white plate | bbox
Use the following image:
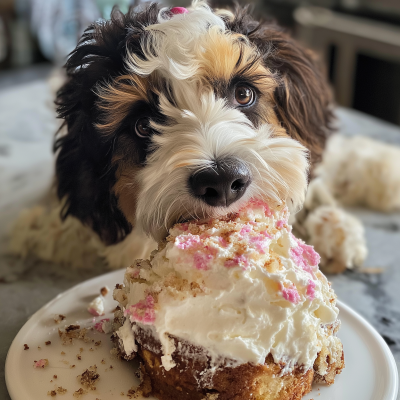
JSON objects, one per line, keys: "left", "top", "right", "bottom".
{"left": 6, "top": 269, "right": 399, "bottom": 400}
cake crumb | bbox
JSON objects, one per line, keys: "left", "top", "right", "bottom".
{"left": 48, "top": 390, "right": 57, "bottom": 397}
{"left": 70, "top": 365, "right": 76, "bottom": 368}
{"left": 100, "top": 286, "right": 109, "bottom": 296}
{"left": 95, "top": 341, "right": 101, "bottom": 346}
{"left": 57, "top": 387, "right": 67, "bottom": 394}
{"left": 53, "top": 375, "right": 57, "bottom": 379}
{"left": 77, "top": 354, "right": 82, "bottom": 360}
{"left": 61, "top": 351, "right": 65, "bottom": 355}
{"left": 73, "top": 388, "right": 87, "bottom": 398}
{"left": 78, "top": 365, "right": 99, "bottom": 390}
{"left": 79, "top": 347, "right": 84, "bottom": 353}
{"left": 33, "top": 359, "right": 48, "bottom": 368}
{"left": 24, "top": 344, "right": 29, "bottom": 350}
{"left": 38, "top": 346, "right": 41, "bottom": 349}
{"left": 110, "top": 365, "right": 113, "bottom": 369}
{"left": 45, "top": 341, "right": 52, "bottom": 346}
{"left": 101, "top": 359, "right": 106, "bottom": 364}
{"left": 59, "top": 325, "right": 91, "bottom": 345}
{"left": 121, "top": 393, "right": 124, "bottom": 396}
{"left": 54, "top": 315, "right": 66, "bottom": 324}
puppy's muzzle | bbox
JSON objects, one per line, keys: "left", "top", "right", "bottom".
{"left": 189, "top": 157, "right": 252, "bottom": 207}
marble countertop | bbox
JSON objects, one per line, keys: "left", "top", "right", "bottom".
{"left": 1, "top": 66, "right": 399, "bottom": 399}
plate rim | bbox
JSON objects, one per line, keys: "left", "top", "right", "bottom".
{"left": 5, "top": 269, "right": 399, "bottom": 400}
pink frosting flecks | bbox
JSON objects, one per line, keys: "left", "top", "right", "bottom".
{"left": 239, "top": 225, "right": 252, "bottom": 236}
{"left": 94, "top": 318, "right": 110, "bottom": 333}
{"left": 88, "top": 307, "right": 102, "bottom": 317}
{"left": 131, "top": 268, "right": 140, "bottom": 279}
{"left": 281, "top": 283, "right": 301, "bottom": 304}
{"left": 249, "top": 235, "right": 269, "bottom": 254}
{"left": 307, "top": 280, "right": 316, "bottom": 300}
{"left": 290, "top": 235, "right": 321, "bottom": 274}
{"left": 33, "top": 359, "right": 48, "bottom": 368}
{"left": 175, "top": 234, "right": 201, "bottom": 250}
{"left": 224, "top": 254, "right": 249, "bottom": 269}
{"left": 248, "top": 199, "right": 273, "bottom": 217}
{"left": 124, "top": 295, "right": 156, "bottom": 325}
{"left": 170, "top": 6, "right": 188, "bottom": 14}
{"left": 193, "top": 252, "right": 213, "bottom": 270}
{"left": 276, "top": 220, "right": 285, "bottom": 229}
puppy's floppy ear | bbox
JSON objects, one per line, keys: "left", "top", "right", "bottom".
{"left": 227, "top": 10, "right": 334, "bottom": 165}
{"left": 54, "top": 5, "right": 159, "bottom": 244}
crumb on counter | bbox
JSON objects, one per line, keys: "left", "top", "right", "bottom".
{"left": 45, "top": 341, "right": 51, "bottom": 346}
{"left": 53, "top": 375, "right": 57, "bottom": 379}
{"left": 57, "top": 387, "right": 67, "bottom": 394}
{"left": 101, "top": 359, "right": 106, "bottom": 364}
{"left": 24, "top": 344, "right": 29, "bottom": 350}
{"left": 47, "top": 390, "right": 56, "bottom": 397}
{"left": 70, "top": 365, "right": 76, "bottom": 368}
{"left": 33, "top": 359, "right": 48, "bottom": 368}
{"left": 95, "top": 341, "right": 101, "bottom": 346}
{"left": 77, "top": 355, "right": 82, "bottom": 360}
{"left": 61, "top": 351, "right": 65, "bottom": 355}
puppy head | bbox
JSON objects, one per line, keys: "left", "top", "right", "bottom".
{"left": 56, "top": 2, "right": 332, "bottom": 243}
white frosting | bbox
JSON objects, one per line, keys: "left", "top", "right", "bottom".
{"left": 115, "top": 201, "right": 339, "bottom": 374}
{"left": 87, "top": 295, "right": 105, "bottom": 316}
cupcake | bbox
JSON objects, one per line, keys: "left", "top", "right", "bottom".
{"left": 112, "top": 200, "right": 344, "bottom": 400}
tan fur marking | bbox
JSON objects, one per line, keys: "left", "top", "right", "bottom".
{"left": 113, "top": 163, "right": 142, "bottom": 226}
{"left": 96, "top": 75, "right": 148, "bottom": 135}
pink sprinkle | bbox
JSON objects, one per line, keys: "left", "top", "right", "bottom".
{"left": 290, "top": 235, "right": 320, "bottom": 274}
{"left": 240, "top": 225, "right": 252, "bottom": 236}
{"left": 224, "top": 255, "right": 249, "bottom": 269}
{"left": 276, "top": 220, "right": 285, "bottom": 229}
{"left": 170, "top": 6, "right": 188, "bottom": 14}
{"left": 248, "top": 199, "right": 273, "bottom": 217}
{"left": 88, "top": 307, "right": 102, "bottom": 317}
{"left": 34, "top": 359, "right": 48, "bottom": 369}
{"left": 249, "top": 234, "right": 269, "bottom": 253}
{"left": 281, "top": 283, "right": 300, "bottom": 304}
{"left": 124, "top": 295, "right": 156, "bottom": 325}
{"left": 131, "top": 269, "right": 140, "bottom": 278}
{"left": 94, "top": 318, "right": 110, "bottom": 333}
{"left": 307, "top": 280, "right": 316, "bottom": 300}
{"left": 193, "top": 252, "right": 213, "bottom": 270}
{"left": 175, "top": 234, "right": 201, "bottom": 250}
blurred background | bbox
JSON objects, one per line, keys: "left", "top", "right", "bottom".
{"left": 1, "top": 0, "right": 400, "bottom": 123}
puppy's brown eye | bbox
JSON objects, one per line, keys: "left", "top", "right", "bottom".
{"left": 135, "top": 118, "right": 152, "bottom": 138}
{"left": 234, "top": 86, "right": 254, "bottom": 106}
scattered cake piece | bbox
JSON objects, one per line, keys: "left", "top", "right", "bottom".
{"left": 73, "top": 388, "right": 87, "bottom": 398}
{"left": 100, "top": 286, "right": 109, "bottom": 296}
{"left": 78, "top": 365, "right": 99, "bottom": 391}
{"left": 45, "top": 341, "right": 51, "bottom": 346}
{"left": 24, "top": 344, "right": 29, "bottom": 350}
{"left": 53, "top": 375, "right": 57, "bottom": 379}
{"left": 48, "top": 390, "right": 56, "bottom": 397}
{"left": 54, "top": 315, "right": 66, "bottom": 324}
{"left": 58, "top": 325, "right": 91, "bottom": 345}
{"left": 57, "top": 387, "right": 67, "bottom": 394}
{"left": 33, "top": 359, "right": 49, "bottom": 369}
{"left": 88, "top": 296, "right": 105, "bottom": 316}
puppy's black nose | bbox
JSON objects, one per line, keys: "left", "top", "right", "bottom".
{"left": 189, "top": 158, "right": 251, "bottom": 207}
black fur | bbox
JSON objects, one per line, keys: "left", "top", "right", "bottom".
{"left": 55, "top": 5, "right": 160, "bottom": 244}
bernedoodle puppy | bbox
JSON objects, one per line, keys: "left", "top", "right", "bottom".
{"left": 9, "top": 1, "right": 368, "bottom": 272}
